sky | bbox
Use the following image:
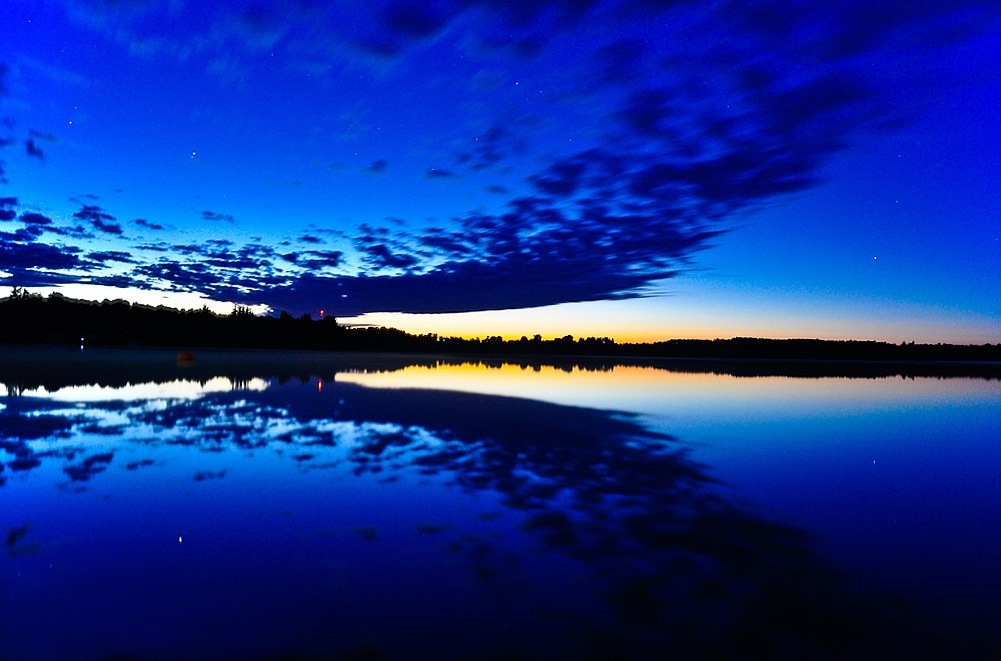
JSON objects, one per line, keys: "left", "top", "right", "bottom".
{"left": 1, "top": 0, "right": 999, "bottom": 343}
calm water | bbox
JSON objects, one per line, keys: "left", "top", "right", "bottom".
{"left": 2, "top": 348, "right": 999, "bottom": 659}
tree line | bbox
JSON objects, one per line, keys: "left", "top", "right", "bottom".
{"left": 2, "top": 288, "right": 999, "bottom": 362}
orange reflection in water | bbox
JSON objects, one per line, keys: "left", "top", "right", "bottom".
{"left": 338, "top": 361, "right": 998, "bottom": 420}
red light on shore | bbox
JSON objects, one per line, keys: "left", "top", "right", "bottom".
{"left": 319, "top": 309, "right": 324, "bottom": 318}
{"left": 317, "top": 380, "right": 323, "bottom": 392}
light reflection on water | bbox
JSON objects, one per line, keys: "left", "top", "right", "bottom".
{"left": 0, "top": 376, "right": 269, "bottom": 401}
{"left": 1, "top": 348, "right": 999, "bottom": 658}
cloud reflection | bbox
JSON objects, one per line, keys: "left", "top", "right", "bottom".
{"left": 0, "top": 356, "right": 927, "bottom": 657}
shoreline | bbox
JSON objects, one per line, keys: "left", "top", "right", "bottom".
{"left": 1, "top": 345, "right": 999, "bottom": 390}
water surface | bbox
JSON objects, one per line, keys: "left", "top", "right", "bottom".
{"left": 2, "top": 348, "right": 999, "bottom": 658}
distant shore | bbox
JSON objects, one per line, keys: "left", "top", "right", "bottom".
{"left": 2, "top": 291, "right": 999, "bottom": 372}
{"left": 1, "top": 346, "right": 998, "bottom": 394}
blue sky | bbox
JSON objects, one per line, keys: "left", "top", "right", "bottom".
{"left": 1, "top": 0, "right": 999, "bottom": 342}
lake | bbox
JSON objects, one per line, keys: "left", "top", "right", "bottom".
{"left": 2, "top": 348, "right": 999, "bottom": 659}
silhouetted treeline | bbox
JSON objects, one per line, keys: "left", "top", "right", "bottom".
{"left": 0, "top": 290, "right": 344, "bottom": 350}
{"left": 631, "top": 337, "right": 1001, "bottom": 362}
{"left": 1, "top": 289, "right": 999, "bottom": 363}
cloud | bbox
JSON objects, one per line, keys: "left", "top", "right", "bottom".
{"left": 24, "top": 139, "right": 45, "bottom": 161}
{"left": 19, "top": 56, "right": 91, "bottom": 88}
{"left": 298, "top": 234, "right": 323, "bottom": 244}
{"left": 134, "top": 218, "right": 165, "bottom": 230}
{"left": 159, "top": 241, "right": 278, "bottom": 275}
{"left": 87, "top": 250, "right": 136, "bottom": 265}
{"left": 426, "top": 168, "right": 454, "bottom": 179}
{"left": 456, "top": 123, "right": 518, "bottom": 171}
{"left": 359, "top": 243, "right": 420, "bottom": 271}
{"left": 281, "top": 249, "right": 343, "bottom": 270}
{"left": 28, "top": 129, "right": 58, "bottom": 143}
{"left": 363, "top": 158, "right": 388, "bottom": 173}
{"left": 354, "top": 1, "right": 453, "bottom": 57}
{"left": 235, "top": 3, "right": 290, "bottom": 49}
{"left": 73, "top": 204, "right": 123, "bottom": 235}
{"left": 0, "top": 196, "right": 16, "bottom": 221}
{"left": 0, "top": 235, "right": 83, "bottom": 275}
{"left": 202, "top": 210, "right": 235, "bottom": 223}
{"left": 45, "top": 223, "right": 94, "bottom": 239}
{"left": 383, "top": 1, "right": 449, "bottom": 39}
{"left": 19, "top": 212, "right": 53, "bottom": 227}
{"left": 92, "top": 219, "right": 124, "bottom": 235}
{"left": 72, "top": 204, "right": 113, "bottom": 223}
{"left": 134, "top": 260, "right": 225, "bottom": 293}
{"left": 136, "top": 242, "right": 170, "bottom": 252}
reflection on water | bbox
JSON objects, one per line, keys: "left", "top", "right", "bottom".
{"left": 1, "top": 348, "right": 999, "bottom": 658}
{"left": 0, "top": 376, "right": 269, "bottom": 402}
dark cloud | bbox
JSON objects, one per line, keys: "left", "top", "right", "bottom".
{"left": 419, "top": 228, "right": 475, "bottom": 257}
{"left": 134, "top": 218, "right": 165, "bottom": 230}
{"left": 45, "top": 223, "right": 94, "bottom": 239}
{"left": 19, "top": 212, "right": 53, "bottom": 226}
{"left": 0, "top": 196, "right": 15, "bottom": 221}
{"left": 13, "top": 225, "right": 45, "bottom": 239}
{"left": 0, "top": 235, "right": 82, "bottom": 273}
{"left": 0, "top": 137, "right": 14, "bottom": 148}
{"left": 73, "top": 204, "right": 114, "bottom": 223}
{"left": 281, "top": 249, "right": 343, "bottom": 270}
{"left": 73, "top": 205, "right": 123, "bottom": 235}
{"left": 383, "top": 2, "right": 448, "bottom": 38}
{"left": 426, "top": 168, "right": 454, "bottom": 179}
{"left": 136, "top": 242, "right": 170, "bottom": 252}
{"left": 202, "top": 210, "right": 235, "bottom": 223}
{"left": 456, "top": 124, "right": 518, "bottom": 171}
{"left": 298, "top": 234, "right": 323, "bottom": 244}
{"left": 87, "top": 250, "right": 136, "bottom": 264}
{"left": 135, "top": 260, "right": 224, "bottom": 293}
{"left": 359, "top": 243, "right": 420, "bottom": 271}
{"left": 363, "top": 158, "right": 388, "bottom": 173}
{"left": 172, "top": 243, "right": 204, "bottom": 256}
{"left": 91, "top": 219, "right": 124, "bottom": 235}
{"left": 24, "top": 139, "right": 45, "bottom": 161}
{"left": 594, "top": 39, "right": 648, "bottom": 84}
{"left": 160, "top": 240, "right": 277, "bottom": 274}
{"left": 353, "top": 1, "right": 456, "bottom": 56}
{"left": 28, "top": 129, "right": 58, "bottom": 143}
{"left": 235, "top": 2, "right": 289, "bottom": 48}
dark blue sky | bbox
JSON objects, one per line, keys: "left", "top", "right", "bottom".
{"left": 1, "top": 0, "right": 999, "bottom": 341}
